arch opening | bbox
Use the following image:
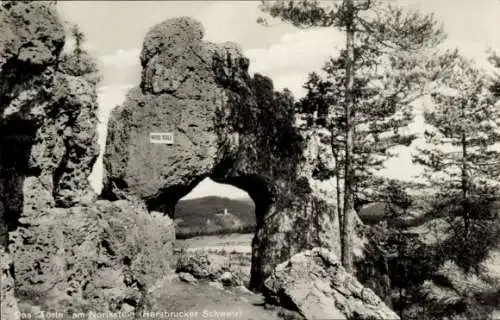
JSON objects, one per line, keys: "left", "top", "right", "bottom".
{"left": 171, "top": 177, "right": 266, "bottom": 289}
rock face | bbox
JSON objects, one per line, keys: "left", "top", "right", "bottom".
{"left": 1, "top": 247, "right": 19, "bottom": 320}
{"left": 0, "top": 1, "right": 99, "bottom": 247}
{"left": 264, "top": 248, "right": 400, "bottom": 320}
{"left": 104, "top": 17, "right": 340, "bottom": 292}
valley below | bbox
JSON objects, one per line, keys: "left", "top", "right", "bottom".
{"left": 175, "top": 232, "right": 253, "bottom": 254}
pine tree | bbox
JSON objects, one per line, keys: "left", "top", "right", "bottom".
{"left": 413, "top": 53, "right": 500, "bottom": 268}
{"left": 288, "top": 3, "right": 443, "bottom": 271}
{"left": 488, "top": 50, "right": 500, "bottom": 98}
{"left": 260, "top": 0, "right": 444, "bottom": 271}
{"left": 70, "top": 24, "right": 85, "bottom": 59}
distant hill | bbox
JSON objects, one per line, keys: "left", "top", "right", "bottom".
{"left": 174, "top": 196, "right": 256, "bottom": 238}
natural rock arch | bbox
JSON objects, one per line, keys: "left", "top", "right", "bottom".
{"left": 0, "top": 5, "right": 395, "bottom": 316}
{"left": 103, "top": 17, "right": 341, "bottom": 291}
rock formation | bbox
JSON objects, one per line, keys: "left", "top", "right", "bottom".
{"left": 264, "top": 248, "right": 400, "bottom": 320}
{"left": 103, "top": 17, "right": 341, "bottom": 291}
{"left": 0, "top": 1, "right": 98, "bottom": 247}
{"left": 0, "top": 2, "right": 176, "bottom": 314}
{"left": 10, "top": 197, "right": 175, "bottom": 313}
{"left": 1, "top": 247, "right": 19, "bottom": 320}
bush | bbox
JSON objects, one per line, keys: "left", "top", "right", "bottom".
{"left": 365, "top": 187, "right": 500, "bottom": 319}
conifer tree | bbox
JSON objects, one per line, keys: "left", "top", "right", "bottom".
{"left": 413, "top": 53, "right": 500, "bottom": 260}
{"left": 267, "top": 0, "right": 445, "bottom": 269}
{"left": 70, "top": 24, "right": 85, "bottom": 59}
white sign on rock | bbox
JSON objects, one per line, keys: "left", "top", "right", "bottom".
{"left": 150, "top": 132, "right": 174, "bottom": 144}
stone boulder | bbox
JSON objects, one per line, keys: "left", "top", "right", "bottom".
{"left": 103, "top": 17, "right": 340, "bottom": 292}
{"left": 9, "top": 196, "right": 175, "bottom": 313}
{"left": 178, "top": 272, "right": 198, "bottom": 284}
{"left": 1, "top": 247, "right": 19, "bottom": 320}
{"left": 176, "top": 250, "right": 247, "bottom": 287}
{"left": 176, "top": 251, "right": 230, "bottom": 281}
{"left": 264, "top": 248, "right": 399, "bottom": 320}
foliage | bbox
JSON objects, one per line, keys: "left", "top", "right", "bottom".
{"left": 219, "top": 71, "right": 304, "bottom": 187}
{"left": 260, "top": 2, "right": 500, "bottom": 318}
{"left": 377, "top": 55, "right": 500, "bottom": 316}
{"left": 382, "top": 179, "right": 414, "bottom": 221}
{"left": 296, "top": 6, "right": 443, "bottom": 207}
{"left": 414, "top": 53, "right": 500, "bottom": 187}
{"left": 259, "top": 0, "right": 444, "bottom": 41}
{"left": 440, "top": 218, "right": 500, "bottom": 272}
{"left": 413, "top": 53, "right": 500, "bottom": 272}
{"left": 387, "top": 51, "right": 500, "bottom": 315}
{"left": 250, "top": 74, "right": 304, "bottom": 178}
{"left": 58, "top": 23, "right": 101, "bottom": 85}
{"left": 366, "top": 192, "right": 500, "bottom": 319}
{"left": 362, "top": 177, "right": 494, "bottom": 319}
{"left": 488, "top": 49, "right": 500, "bottom": 97}
{"left": 411, "top": 251, "right": 500, "bottom": 320}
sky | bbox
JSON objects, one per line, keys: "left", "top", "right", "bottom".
{"left": 56, "top": 0, "right": 500, "bottom": 200}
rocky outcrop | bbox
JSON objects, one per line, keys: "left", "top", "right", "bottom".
{"left": 0, "top": 0, "right": 100, "bottom": 313}
{"left": 0, "top": 2, "right": 176, "bottom": 315}
{"left": 0, "top": 1, "right": 99, "bottom": 248}
{"left": 0, "top": 1, "right": 64, "bottom": 69}
{"left": 103, "top": 17, "right": 340, "bottom": 292}
{"left": 9, "top": 196, "right": 175, "bottom": 313}
{"left": 1, "top": 247, "right": 19, "bottom": 320}
{"left": 264, "top": 248, "right": 400, "bottom": 320}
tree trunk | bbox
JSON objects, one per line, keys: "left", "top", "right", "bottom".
{"left": 341, "top": 0, "right": 356, "bottom": 273}
{"left": 461, "top": 131, "right": 470, "bottom": 239}
{"left": 335, "top": 158, "right": 343, "bottom": 231}
{"left": 331, "top": 135, "right": 343, "bottom": 232}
